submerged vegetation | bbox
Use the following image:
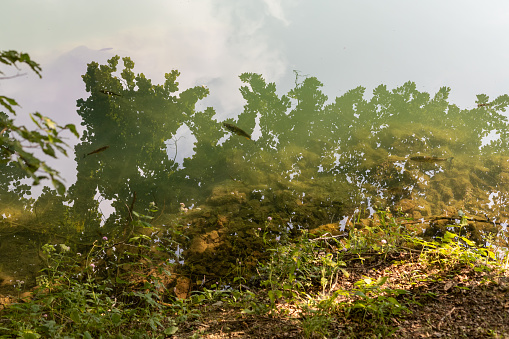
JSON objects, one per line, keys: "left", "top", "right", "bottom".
{"left": 1, "top": 54, "right": 509, "bottom": 337}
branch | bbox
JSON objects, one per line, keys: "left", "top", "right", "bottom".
{"left": 0, "top": 73, "right": 27, "bottom": 80}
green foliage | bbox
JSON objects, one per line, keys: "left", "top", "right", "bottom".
{"left": 0, "top": 50, "right": 42, "bottom": 80}
{"left": 0, "top": 50, "right": 79, "bottom": 194}
{"left": 249, "top": 231, "right": 348, "bottom": 317}
{"left": 1, "top": 205, "right": 507, "bottom": 338}
{"left": 343, "top": 275, "right": 409, "bottom": 321}
{"left": 406, "top": 230, "right": 498, "bottom": 270}
{"left": 239, "top": 210, "right": 505, "bottom": 337}
{"left": 6, "top": 244, "right": 129, "bottom": 337}
{"left": 3, "top": 52, "right": 509, "bottom": 336}
{"left": 0, "top": 210, "right": 189, "bottom": 338}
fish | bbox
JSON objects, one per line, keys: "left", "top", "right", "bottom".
{"left": 409, "top": 156, "right": 454, "bottom": 163}
{"left": 477, "top": 103, "right": 491, "bottom": 107}
{"left": 100, "top": 89, "right": 121, "bottom": 97}
{"left": 223, "top": 123, "right": 252, "bottom": 140}
{"left": 84, "top": 145, "right": 110, "bottom": 158}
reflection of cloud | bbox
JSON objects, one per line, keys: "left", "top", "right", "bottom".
{"left": 105, "top": 1, "right": 289, "bottom": 119}
{"left": 3, "top": 1, "right": 292, "bottom": 121}
{"left": 5, "top": 46, "right": 113, "bottom": 129}
{"left": 262, "top": 0, "right": 291, "bottom": 26}
{"left": 2, "top": 0, "right": 292, "bottom": 188}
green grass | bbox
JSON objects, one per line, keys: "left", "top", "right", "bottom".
{"left": 0, "top": 209, "right": 506, "bottom": 338}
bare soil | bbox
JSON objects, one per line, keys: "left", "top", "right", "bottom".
{"left": 176, "top": 251, "right": 509, "bottom": 339}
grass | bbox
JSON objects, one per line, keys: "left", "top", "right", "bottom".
{"left": 0, "top": 209, "right": 507, "bottom": 338}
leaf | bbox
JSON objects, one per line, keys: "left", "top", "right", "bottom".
{"left": 116, "top": 277, "right": 128, "bottom": 284}
{"left": 355, "top": 291, "right": 366, "bottom": 298}
{"left": 444, "top": 281, "right": 454, "bottom": 291}
{"left": 65, "top": 123, "right": 79, "bottom": 137}
{"left": 30, "top": 113, "right": 43, "bottom": 129}
{"left": 268, "top": 290, "right": 282, "bottom": 302}
{"left": 111, "top": 313, "right": 122, "bottom": 324}
{"left": 283, "top": 283, "right": 293, "bottom": 290}
{"left": 70, "top": 308, "right": 80, "bottom": 322}
{"left": 44, "top": 117, "right": 57, "bottom": 130}
{"left": 460, "top": 236, "right": 475, "bottom": 247}
{"left": 443, "top": 231, "right": 457, "bottom": 243}
{"left": 376, "top": 276, "right": 388, "bottom": 286}
{"left": 137, "top": 221, "right": 153, "bottom": 228}
{"left": 20, "top": 332, "right": 40, "bottom": 339}
{"left": 52, "top": 179, "right": 66, "bottom": 195}
{"left": 0, "top": 95, "right": 19, "bottom": 113}
{"left": 164, "top": 326, "right": 178, "bottom": 335}
{"left": 43, "top": 144, "right": 56, "bottom": 157}
{"left": 387, "top": 297, "right": 399, "bottom": 305}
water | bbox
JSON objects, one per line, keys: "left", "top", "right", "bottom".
{"left": 2, "top": 55, "right": 509, "bottom": 294}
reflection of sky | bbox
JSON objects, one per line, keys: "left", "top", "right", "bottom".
{"left": 2, "top": 0, "right": 509, "bottom": 187}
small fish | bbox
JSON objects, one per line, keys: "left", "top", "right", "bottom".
{"left": 100, "top": 89, "right": 121, "bottom": 97}
{"left": 477, "top": 103, "right": 491, "bottom": 107}
{"left": 410, "top": 156, "right": 454, "bottom": 163}
{"left": 84, "top": 145, "right": 110, "bottom": 158}
{"left": 223, "top": 123, "right": 252, "bottom": 140}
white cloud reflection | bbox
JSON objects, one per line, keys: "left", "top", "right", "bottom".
{"left": 2, "top": 0, "right": 509, "bottom": 188}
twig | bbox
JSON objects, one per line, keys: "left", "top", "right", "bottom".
{"left": 309, "top": 232, "right": 349, "bottom": 242}
{"left": 437, "top": 307, "right": 457, "bottom": 330}
{"left": 400, "top": 215, "right": 497, "bottom": 225}
{"left": 0, "top": 72, "right": 27, "bottom": 80}
{"left": 238, "top": 284, "right": 252, "bottom": 291}
{"left": 129, "top": 191, "right": 137, "bottom": 218}
{"left": 167, "top": 135, "right": 184, "bottom": 162}
{"left": 400, "top": 246, "right": 424, "bottom": 253}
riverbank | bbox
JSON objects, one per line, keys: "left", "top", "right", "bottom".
{"left": 1, "top": 216, "right": 507, "bottom": 338}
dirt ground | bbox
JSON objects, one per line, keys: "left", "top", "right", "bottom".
{"left": 176, "top": 251, "right": 509, "bottom": 339}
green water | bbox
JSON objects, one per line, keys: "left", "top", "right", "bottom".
{"left": 2, "top": 55, "right": 509, "bottom": 291}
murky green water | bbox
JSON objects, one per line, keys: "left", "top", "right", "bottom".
{"left": 2, "top": 56, "right": 509, "bottom": 293}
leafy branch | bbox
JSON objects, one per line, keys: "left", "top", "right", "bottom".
{"left": 0, "top": 50, "right": 79, "bottom": 193}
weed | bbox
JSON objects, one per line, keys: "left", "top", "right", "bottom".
{"left": 343, "top": 276, "right": 409, "bottom": 319}
{"left": 0, "top": 210, "right": 188, "bottom": 338}
{"left": 2, "top": 207, "right": 508, "bottom": 338}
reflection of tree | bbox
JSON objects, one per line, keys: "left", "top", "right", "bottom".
{"left": 71, "top": 56, "right": 509, "bottom": 245}
{"left": 235, "top": 76, "right": 509, "bottom": 240}
{"left": 72, "top": 56, "right": 209, "bottom": 230}
{"left": 0, "top": 155, "right": 32, "bottom": 230}
{"left": 238, "top": 73, "right": 290, "bottom": 150}
{"left": 178, "top": 107, "right": 226, "bottom": 193}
